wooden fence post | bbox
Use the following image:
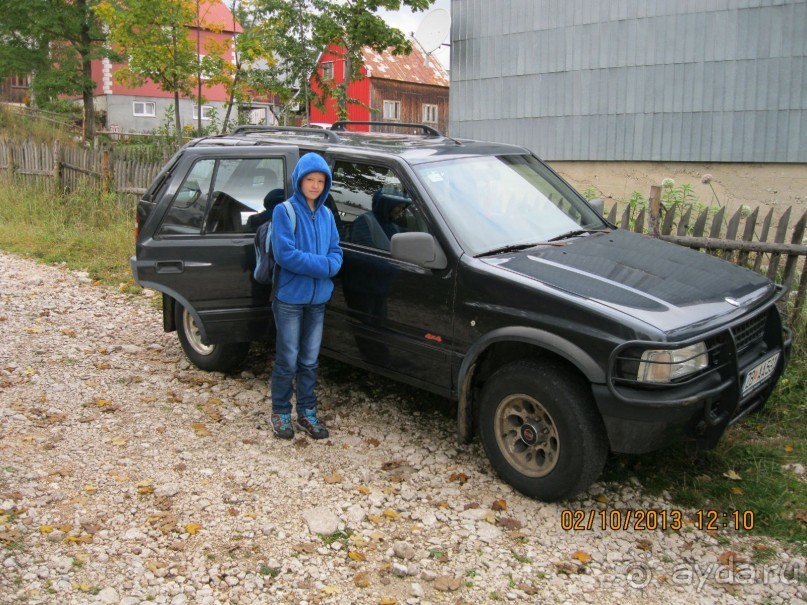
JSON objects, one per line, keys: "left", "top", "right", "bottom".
{"left": 52, "top": 139, "right": 62, "bottom": 193}
{"left": 101, "top": 147, "right": 113, "bottom": 193}
{"left": 648, "top": 185, "right": 661, "bottom": 236}
{"left": 7, "top": 143, "right": 15, "bottom": 175}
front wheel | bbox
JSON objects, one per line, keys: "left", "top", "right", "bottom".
{"left": 174, "top": 304, "right": 250, "bottom": 372}
{"left": 477, "top": 360, "right": 608, "bottom": 502}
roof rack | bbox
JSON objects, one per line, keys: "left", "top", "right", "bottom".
{"left": 330, "top": 121, "right": 443, "bottom": 137}
{"left": 229, "top": 124, "right": 341, "bottom": 143}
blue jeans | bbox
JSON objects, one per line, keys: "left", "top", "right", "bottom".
{"left": 271, "top": 300, "right": 326, "bottom": 415}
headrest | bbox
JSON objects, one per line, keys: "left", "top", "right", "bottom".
{"left": 263, "top": 188, "right": 286, "bottom": 210}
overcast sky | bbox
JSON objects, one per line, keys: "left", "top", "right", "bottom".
{"left": 377, "top": 0, "right": 451, "bottom": 69}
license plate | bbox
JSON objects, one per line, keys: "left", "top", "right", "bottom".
{"left": 741, "top": 351, "right": 780, "bottom": 397}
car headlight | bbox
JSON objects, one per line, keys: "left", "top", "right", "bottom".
{"left": 636, "top": 342, "right": 709, "bottom": 383}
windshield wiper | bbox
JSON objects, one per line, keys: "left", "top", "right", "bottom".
{"left": 546, "top": 228, "right": 610, "bottom": 242}
{"left": 477, "top": 243, "right": 540, "bottom": 257}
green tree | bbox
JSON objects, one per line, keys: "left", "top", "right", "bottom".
{"left": 0, "top": 0, "right": 108, "bottom": 142}
{"left": 312, "top": 0, "right": 433, "bottom": 120}
{"left": 251, "top": 0, "right": 321, "bottom": 125}
{"left": 95, "top": 0, "right": 217, "bottom": 146}
{"left": 203, "top": 0, "right": 280, "bottom": 134}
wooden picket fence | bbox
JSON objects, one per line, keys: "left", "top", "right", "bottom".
{"left": 1, "top": 137, "right": 805, "bottom": 322}
{"left": 0, "top": 138, "right": 164, "bottom": 197}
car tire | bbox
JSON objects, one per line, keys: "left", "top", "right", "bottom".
{"left": 477, "top": 359, "right": 608, "bottom": 502}
{"left": 174, "top": 304, "right": 250, "bottom": 372}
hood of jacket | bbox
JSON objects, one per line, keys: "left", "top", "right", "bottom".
{"left": 291, "top": 153, "right": 332, "bottom": 210}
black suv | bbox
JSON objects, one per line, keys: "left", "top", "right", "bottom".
{"left": 131, "top": 123, "right": 791, "bottom": 501}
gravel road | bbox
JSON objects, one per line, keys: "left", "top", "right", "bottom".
{"left": 0, "top": 250, "right": 804, "bottom": 605}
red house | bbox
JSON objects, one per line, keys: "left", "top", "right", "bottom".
{"left": 309, "top": 43, "right": 449, "bottom": 134}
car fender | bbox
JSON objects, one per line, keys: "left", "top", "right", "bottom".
{"left": 141, "top": 280, "right": 208, "bottom": 342}
{"left": 456, "top": 326, "right": 605, "bottom": 442}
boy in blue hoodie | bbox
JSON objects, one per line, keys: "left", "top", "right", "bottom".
{"left": 269, "top": 153, "right": 343, "bottom": 439}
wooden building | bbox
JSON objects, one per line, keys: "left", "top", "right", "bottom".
{"left": 0, "top": 74, "right": 31, "bottom": 105}
{"left": 309, "top": 43, "right": 450, "bottom": 134}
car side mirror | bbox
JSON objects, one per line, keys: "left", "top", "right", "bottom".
{"left": 390, "top": 232, "right": 448, "bottom": 270}
{"left": 588, "top": 198, "right": 604, "bottom": 216}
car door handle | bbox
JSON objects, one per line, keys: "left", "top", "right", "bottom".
{"left": 155, "top": 260, "right": 184, "bottom": 274}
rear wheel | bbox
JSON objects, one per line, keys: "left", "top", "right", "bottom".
{"left": 477, "top": 359, "right": 608, "bottom": 502}
{"left": 174, "top": 304, "right": 250, "bottom": 372}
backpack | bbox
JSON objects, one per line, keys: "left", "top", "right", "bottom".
{"left": 253, "top": 200, "right": 296, "bottom": 286}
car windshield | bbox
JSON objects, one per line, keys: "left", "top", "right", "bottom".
{"left": 413, "top": 154, "right": 608, "bottom": 256}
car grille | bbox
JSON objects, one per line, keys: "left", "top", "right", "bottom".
{"left": 731, "top": 311, "right": 767, "bottom": 356}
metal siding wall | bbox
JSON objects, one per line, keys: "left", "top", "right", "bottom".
{"left": 448, "top": 0, "right": 807, "bottom": 162}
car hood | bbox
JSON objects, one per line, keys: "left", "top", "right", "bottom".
{"left": 487, "top": 229, "right": 775, "bottom": 335}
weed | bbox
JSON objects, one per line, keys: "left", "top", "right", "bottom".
{"left": 259, "top": 564, "right": 281, "bottom": 577}
{"left": 318, "top": 529, "right": 353, "bottom": 546}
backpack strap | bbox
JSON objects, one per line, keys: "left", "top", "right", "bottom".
{"left": 281, "top": 200, "right": 296, "bottom": 233}
{"left": 270, "top": 200, "right": 297, "bottom": 301}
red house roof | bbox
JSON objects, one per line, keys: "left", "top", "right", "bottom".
{"left": 198, "top": 0, "right": 243, "bottom": 34}
{"left": 361, "top": 44, "right": 448, "bottom": 87}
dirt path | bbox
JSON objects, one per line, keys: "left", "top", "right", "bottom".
{"left": 552, "top": 161, "right": 807, "bottom": 217}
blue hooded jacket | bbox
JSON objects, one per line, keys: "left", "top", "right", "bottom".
{"left": 271, "top": 153, "right": 343, "bottom": 305}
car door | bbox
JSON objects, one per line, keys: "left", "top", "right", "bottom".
{"left": 322, "top": 156, "right": 455, "bottom": 395}
{"left": 133, "top": 146, "right": 298, "bottom": 344}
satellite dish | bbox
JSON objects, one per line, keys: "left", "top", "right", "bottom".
{"left": 413, "top": 8, "right": 450, "bottom": 54}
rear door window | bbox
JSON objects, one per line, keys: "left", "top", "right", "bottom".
{"left": 157, "top": 157, "right": 285, "bottom": 236}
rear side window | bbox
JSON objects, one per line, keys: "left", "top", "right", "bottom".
{"left": 157, "top": 157, "right": 285, "bottom": 236}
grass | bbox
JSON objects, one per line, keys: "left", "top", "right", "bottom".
{"left": 0, "top": 175, "right": 138, "bottom": 289}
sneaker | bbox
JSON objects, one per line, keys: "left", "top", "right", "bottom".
{"left": 270, "top": 413, "right": 294, "bottom": 440}
{"left": 296, "top": 409, "right": 329, "bottom": 440}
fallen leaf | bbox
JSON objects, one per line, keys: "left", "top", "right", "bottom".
{"left": 365, "top": 437, "right": 380, "bottom": 447}
{"left": 94, "top": 362, "right": 111, "bottom": 370}
{"left": 293, "top": 543, "right": 318, "bottom": 554}
{"left": 491, "top": 499, "right": 507, "bottom": 511}
{"left": 348, "top": 551, "right": 366, "bottom": 561}
{"left": 324, "top": 472, "right": 343, "bottom": 484}
{"left": 784, "top": 444, "right": 794, "bottom": 453}
{"left": 203, "top": 404, "right": 222, "bottom": 423}
{"left": 433, "top": 576, "right": 462, "bottom": 591}
{"left": 723, "top": 469, "right": 742, "bottom": 481}
{"left": 355, "top": 485, "right": 371, "bottom": 495}
{"left": 794, "top": 510, "right": 807, "bottom": 524}
{"left": 636, "top": 539, "right": 653, "bottom": 551}
{"left": 497, "top": 517, "right": 523, "bottom": 530}
{"left": 553, "top": 561, "right": 583, "bottom": 575}
{"left": 38, "top": 526, "right": 53, "bottom": 534}
{"left": 572, "top": 550, "right": 591, "bottom": 564}
{"left": 731, "top": 486, "right": 744, "bottom": 495}
{"left": 382, "top": 509, "right": 399, "bottom": 520}
{"left": 185, "top": 523, "right": 203, "bottom": 535}
{"left": 718, "top": 550, "right": 739, "bottom": 569}
{"left": 353, "top": 571, "right": 370, "bottom": 588}
{"left": 379, "top": 598, "right": 397, "bottom": 605}
{"left": 449, "top": 472, "right": 469, "bottom": 484}
{"left": 322, "top": 585, "right": 340, "bottom": 595}
{"left": 191, "top": 423, "right": 212, "bottom": 437}
{"left": 596, "top": 494, "right": 610, "bottom": 503}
